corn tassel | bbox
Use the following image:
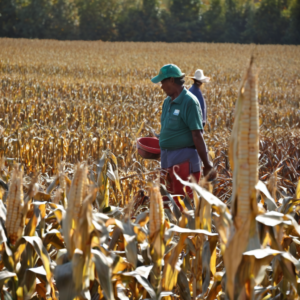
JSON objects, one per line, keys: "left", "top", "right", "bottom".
{"left": 5, "top": 166, "right": 24, "bottom": 245}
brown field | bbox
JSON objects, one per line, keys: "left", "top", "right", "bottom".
{"left": 0, "top": 38, "right": 299, "bottom": 299}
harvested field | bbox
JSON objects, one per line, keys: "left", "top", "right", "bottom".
{"left": 0, "top": 38, "right": 299, "bottom": 299}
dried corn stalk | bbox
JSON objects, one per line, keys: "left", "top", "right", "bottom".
{"left": 68, "top": 163, "right": 87, "bottom": 221}
{"left": 296, "top": 179, "right": 300, "bottom": 199}
{"left": 229, "top": 57, "right": 259, "bottom": 227}
{"left": 63, "top": 163, "right": 87, "bottom": 257}
{"left": 5, "top": 166, "right": 25, "bottom": 245}
{"left": 73, "top": 193, "right": 94, "bottom": 295}
{"left": 149, "top": 185, "right": 165, "bottom": 295}
{"left": 267, "top": 172, "right": 277, "bottom": 202}
{"left": 58, "top": 163, "right": 66, "bottom": 193}
{"left": 58, "top": 162, "right": 67, "bottom": 208}
{"left": 225, "top": 58, "right": 260, "bottom": 299}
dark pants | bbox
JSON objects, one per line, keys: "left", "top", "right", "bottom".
{"left": 161, "top": 147, "right": 201, "bottom": 173}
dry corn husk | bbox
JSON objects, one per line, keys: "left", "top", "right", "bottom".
{"left": 225, "top": 58, "right": 260, "bottom": 300}
{"left": 149, "top": 185, "right": 165, "bottom": 295}
{"left": 229, "top": 57, "right": 259, "bottom": 227}
{"left": 68, "top": 163, "right": 87, "bottom": 222}
{"left": 149, "top": 186, "right": 164, "bottom": 238}
{"left": 5, "top": 166, "right": 25, "bottom": 245}
{"left": 64, "top": 162, "right": 88, "bottom": 257}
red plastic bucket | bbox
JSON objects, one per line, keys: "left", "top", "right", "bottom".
{"left": 137, "top": 137, "right": 161, "bottom": 159}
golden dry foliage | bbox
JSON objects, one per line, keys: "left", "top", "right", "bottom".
{"left": 0, "top": 39, "right": 299, "bottom": 300}
{"left": 0, "top": 39, "right": 299, "bottom": 205}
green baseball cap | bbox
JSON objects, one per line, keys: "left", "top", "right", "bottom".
{"left": 151, "top": 64, "right": 185, "bottom": 83}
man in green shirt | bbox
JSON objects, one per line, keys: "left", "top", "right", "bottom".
{"left": 151, "top": 64, "right": 215, "bottom": 193}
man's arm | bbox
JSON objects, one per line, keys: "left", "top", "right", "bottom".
{"left": 191, "top": 130, "right": 215, "bottom": 178}
{"left": 150, "top": 128, "right": 160, "bottom": 139}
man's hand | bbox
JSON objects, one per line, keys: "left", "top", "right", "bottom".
{"left": 203, "top": 163, "right": 217, "bottom": 181}
{"left": 192, "top": 130, "right": 217, "bottom": 181}
{"left": 149, "top": 127, "right": 160, "bottom": 139}
{"left": 203, "top": 163, "right": 213, "bottom": 177}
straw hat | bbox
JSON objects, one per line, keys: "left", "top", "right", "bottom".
{"left": 188, "top": 69, "right": 210, "bottom": 83}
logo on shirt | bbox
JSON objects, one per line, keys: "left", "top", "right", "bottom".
{"left": 173, "top": 109, "right": 180, "bottom": 116}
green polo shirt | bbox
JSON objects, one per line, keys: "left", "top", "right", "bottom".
{"left": 160, "top": 88, "right": 203, "bottom": 150}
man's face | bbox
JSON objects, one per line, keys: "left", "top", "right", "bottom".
{"left": 194, "top": 80, "right": 202, "bottom": 87}
{"left": 160, "top": 78, "right": 175, "bottom": 96}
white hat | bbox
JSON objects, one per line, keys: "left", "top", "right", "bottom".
{"left": 188, "top": 69, "right": 210, "bottom": 83}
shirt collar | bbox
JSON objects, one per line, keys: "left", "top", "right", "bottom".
{"left": 168, "top": 87, "right": 187, "bottom": 105}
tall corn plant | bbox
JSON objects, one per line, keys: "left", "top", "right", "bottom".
{"left": 225, "top": 58, "right": 260, "bottom": 299}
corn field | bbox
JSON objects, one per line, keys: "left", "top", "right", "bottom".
{"left": 0, "top": 38, "right": 299, "bottom": 299}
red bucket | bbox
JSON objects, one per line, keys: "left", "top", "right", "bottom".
{"left": 137, "top": 137, "right": 161, "bottom": 159}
